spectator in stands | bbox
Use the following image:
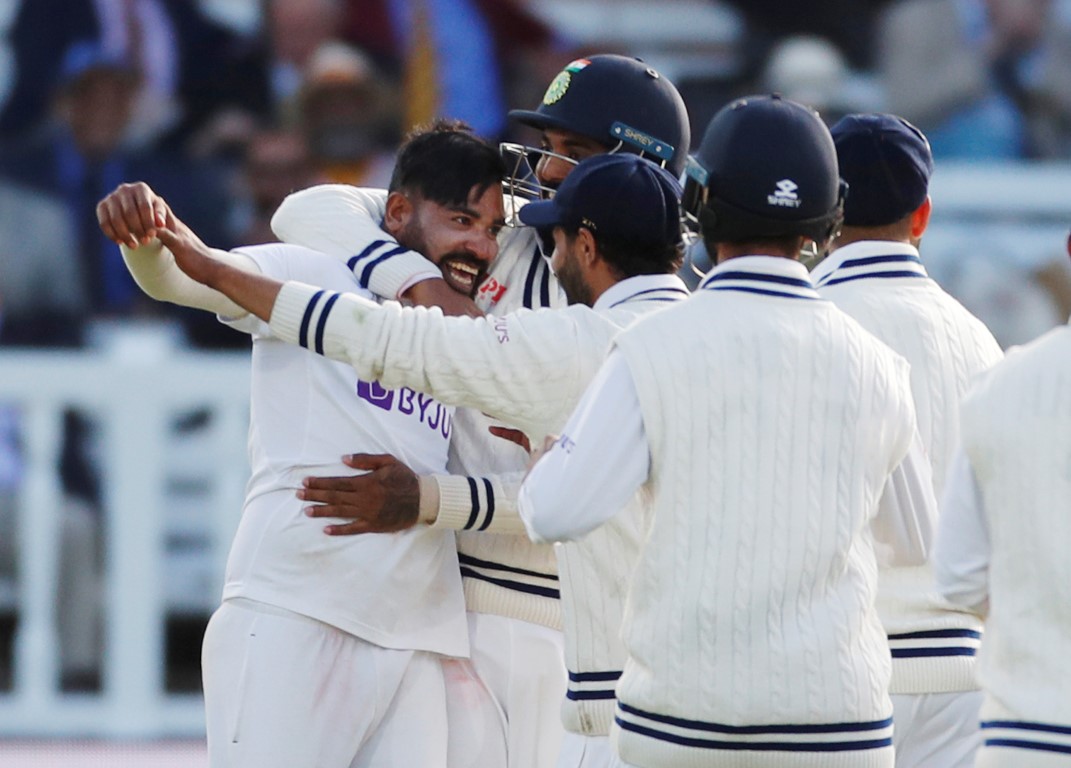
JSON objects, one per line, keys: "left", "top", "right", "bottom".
{"left": 0, "top": 40, "right": 234, "bottom": 322}
{"left": 0, "top": 0, "right": 271, "bottom": 154}
{"left": 265, "top": 0, "right": 346, "bottom": 110}
{"left": 878, "top": 0, "right": 1071, "bottom": 158}
{"left": 341, "top": 0, "right": 577, "bottom": 141}
{"left": 761, "top": 35, "right": 882, "bottom": 127}
{"left": 227, "top": 126, "right": 316, "bottom": 246}
{"left": 294, "top": 42, "right": 399, "bottom": 188}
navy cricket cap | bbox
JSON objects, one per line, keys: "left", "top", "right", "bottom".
{"left": 831, "top": 113, "right": 933, "bottom": 227}
{"left": 518, "top": 153, "right": 682, "bottom": 245}
{"left": 59, "top": 40, "right": 136, "bottom": 88}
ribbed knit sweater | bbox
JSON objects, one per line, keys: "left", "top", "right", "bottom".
{"left": 959, "top": 324, "right": 1071, "bottom": 761}
{"left": 814, "top": 241, "right": 1003, "bottom": 693}
{"left": 609, "top": 257, "right": 911, "bottom": 768}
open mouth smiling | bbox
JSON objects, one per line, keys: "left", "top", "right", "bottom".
{"left": 441, "top": 257, "right": 484, "bottom": 296}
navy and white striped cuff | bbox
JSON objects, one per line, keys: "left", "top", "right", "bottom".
{"left": 981, "top": 719, "right": 1071, "bottom": 757}
{"left": 887, "top": 628, "right": 981, "bottom": 659}
{"left": 615, "top": 702, "right": 893, "bottom": 753}
{"left": 346, "top": 239, "right": 411, "bottom": 288}
{"left": 567, "top": 669, "right": 621, "bottom": 701}
{"left": 458, "top": 553, "right": 560, "bottom": 600}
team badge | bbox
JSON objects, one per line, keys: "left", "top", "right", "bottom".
{"left": 542, "top": 59, "right": 591, "bottom": 105}
{"left": 543, "top": 72, "right": 571, "bottom": 105}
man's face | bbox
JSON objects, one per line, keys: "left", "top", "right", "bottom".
{"left": 535, "top": 128, "right": 608, "bottom": 192}
{"left": 396, "top": 184, "right": 505, "bottom": 297}
{"left": 549, "top": 227, "right": 594, "bottom": 306}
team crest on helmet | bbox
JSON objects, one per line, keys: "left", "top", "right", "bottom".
{"left": 543, "top": 71, "right": 571, "bottom": 105}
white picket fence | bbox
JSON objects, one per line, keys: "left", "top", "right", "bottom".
{"left": 0, "top": 336, "right": 249, "bottom": 737}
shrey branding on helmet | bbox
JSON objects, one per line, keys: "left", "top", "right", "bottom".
{"left": 768, "top": 179, "right": 801, "bottom": 208}
{"left": 612, "top": 122, "right": 675, "bottom": 164}
{"left": 542, "top": 59, "right": 592, "bottom": 105}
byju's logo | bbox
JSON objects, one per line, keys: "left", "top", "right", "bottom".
{"left": 768, "top": 179, "right": 802, "bottom": 208}
{"left": 357, "top": 381, "right": 451, "bottom": 438}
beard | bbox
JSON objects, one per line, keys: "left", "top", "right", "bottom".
{"left": 554, "top": 251, "right": 593, "bottom": 306}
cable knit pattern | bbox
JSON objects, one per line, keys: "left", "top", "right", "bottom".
{"left": 610, "top": 257, "right": 911, "bottom": 768}
{"left": 961, "top": 324, "right": 1071, "bottom": 764}
{"left": 814, "top": 241, "right": 1003, "bottom": 693}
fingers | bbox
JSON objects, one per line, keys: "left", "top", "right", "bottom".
{"left": 301, "top": 472, "right": 377, "bottom": 494}
{"left": 304, "top": 506, "right": 398, "bottom": 536}
{"left": 323, "top": 520, "right": 380, "bottom": 536}
{"left": 488, "top": 426, "right": 531, "bottom": 453}
{"left": 96, "top": 182, "right": 163, "bottom": 248}
{"left": 153, "top": 226, "right": 180, "bottom": 251}
{"left": 303, "top": 502, "right": 363, "bottom": 519}
{"left": 342, "top": 453, "right": 399, "bottom": 471}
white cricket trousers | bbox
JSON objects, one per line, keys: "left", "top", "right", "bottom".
{"left": 461, "top": 611, "right": 567, "bottom": 768}
{"left": 556, "top": 731, "right": 614, "bottom": 768}
{"left": 202, "top": 598, "right": 448, "bottom": 768}
{"left": 890, "top": 690, "right": 983, "bottom": 768}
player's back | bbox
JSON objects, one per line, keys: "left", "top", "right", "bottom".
{"left": 815, "top": 242, "right": 1003, "bottom": 496}
{"left": 960, "top": 325, "right": 1071, "bottom": 725}
{"left": 222, "top": 242, "right": 468, "bottom": 657}
{"left": 611, "top": 258, "right": 913, "bottom": 764}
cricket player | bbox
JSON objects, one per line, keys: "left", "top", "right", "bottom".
{"left": 813, "top": 113, "right": 1004, "bottom": 767}
{"left": 270, "top": 54, "right": 691, "bottom": 768}
{"left": 934, "top": 232, "right": 1071, "bottom": 767}
{"left": 133, "top": 152, "right": 691, "bottom": 768}
{"left": 519, "top": 95, "right": 940, "bottom": 768}
{"left": 96, "top": 122, "right": 506, "bottom": 768}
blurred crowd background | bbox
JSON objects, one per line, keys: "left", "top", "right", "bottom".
{"left": 0, "top": 0, "right": 1069, "bottom": 726}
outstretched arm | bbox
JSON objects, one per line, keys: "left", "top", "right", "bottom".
{"left": 98, "top": 182, "right": 258, "bottom": 317}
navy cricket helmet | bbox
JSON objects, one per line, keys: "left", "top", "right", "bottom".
{"left": 502, "top": 54, "right": 690, "bottom": 203}
{"left": 682, "top": 94, "right": 845, "bottom": 245}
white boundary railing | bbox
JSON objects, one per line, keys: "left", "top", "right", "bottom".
{"left": 0, "top": 343, "right": 249, "bottom": 737}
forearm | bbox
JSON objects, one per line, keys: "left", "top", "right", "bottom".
{"left": 269, "top": 282, "right": 589, "bottom": 438}
{"left": 271, "top": 184, "right": 441, "bottom": 298}
{"left": 121, "top": 241, "right": 255, "bottom": 317}
{"left": 872, "top": 431, "right": 939, "bottom": 568}
{"left": 518, "top": 352, "right": 649, "bottom": 543}
{"left": 204, "top": 262, "right": 282, "bottom": 322}
{"left": 934, "top": 449, "right": 990, "bottom": 617}
{"left": 424, "top": 471, "right": 528, "bottom": 535}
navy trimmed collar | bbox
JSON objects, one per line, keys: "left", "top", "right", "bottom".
{"left": 594, "top": 274, "right": 691, "bottom": 311}
{"left": 812, "top": 241, "right": 928, "bottom": 289}
{"left": 699, "top": 256, "right": 822, "bottom": 301}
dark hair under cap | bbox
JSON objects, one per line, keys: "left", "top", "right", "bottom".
{"left": 831, "top": 113, "right": 934, "bottom": 227}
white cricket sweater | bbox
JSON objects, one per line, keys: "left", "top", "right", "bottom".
{"left": 610, "top": 257, "right": 910, "bottom": 768}
{"left": 272, "top": 183, "right": 565, "bottom": 629}
{"left": 267, "top": 272, "right": 690, "bottom": 736}
{"left": 814, "top": 241, "right": 1003, "bottom": 693}
{"left": 959, "top": 324, "right": 1071, "bottom": 756}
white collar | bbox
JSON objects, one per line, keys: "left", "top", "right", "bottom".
{"left": 811, "top": 241, "right": 925, "bottom": 286}
{"left": 593, "top": 273, "right": 691, "bottom": 311}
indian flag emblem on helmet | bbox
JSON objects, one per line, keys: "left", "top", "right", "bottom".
{"left": 543, "top": 71, "right": 571, "bottom": 105}
{"left": 564, "top": 59, "right": 591, "bottom": 73}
